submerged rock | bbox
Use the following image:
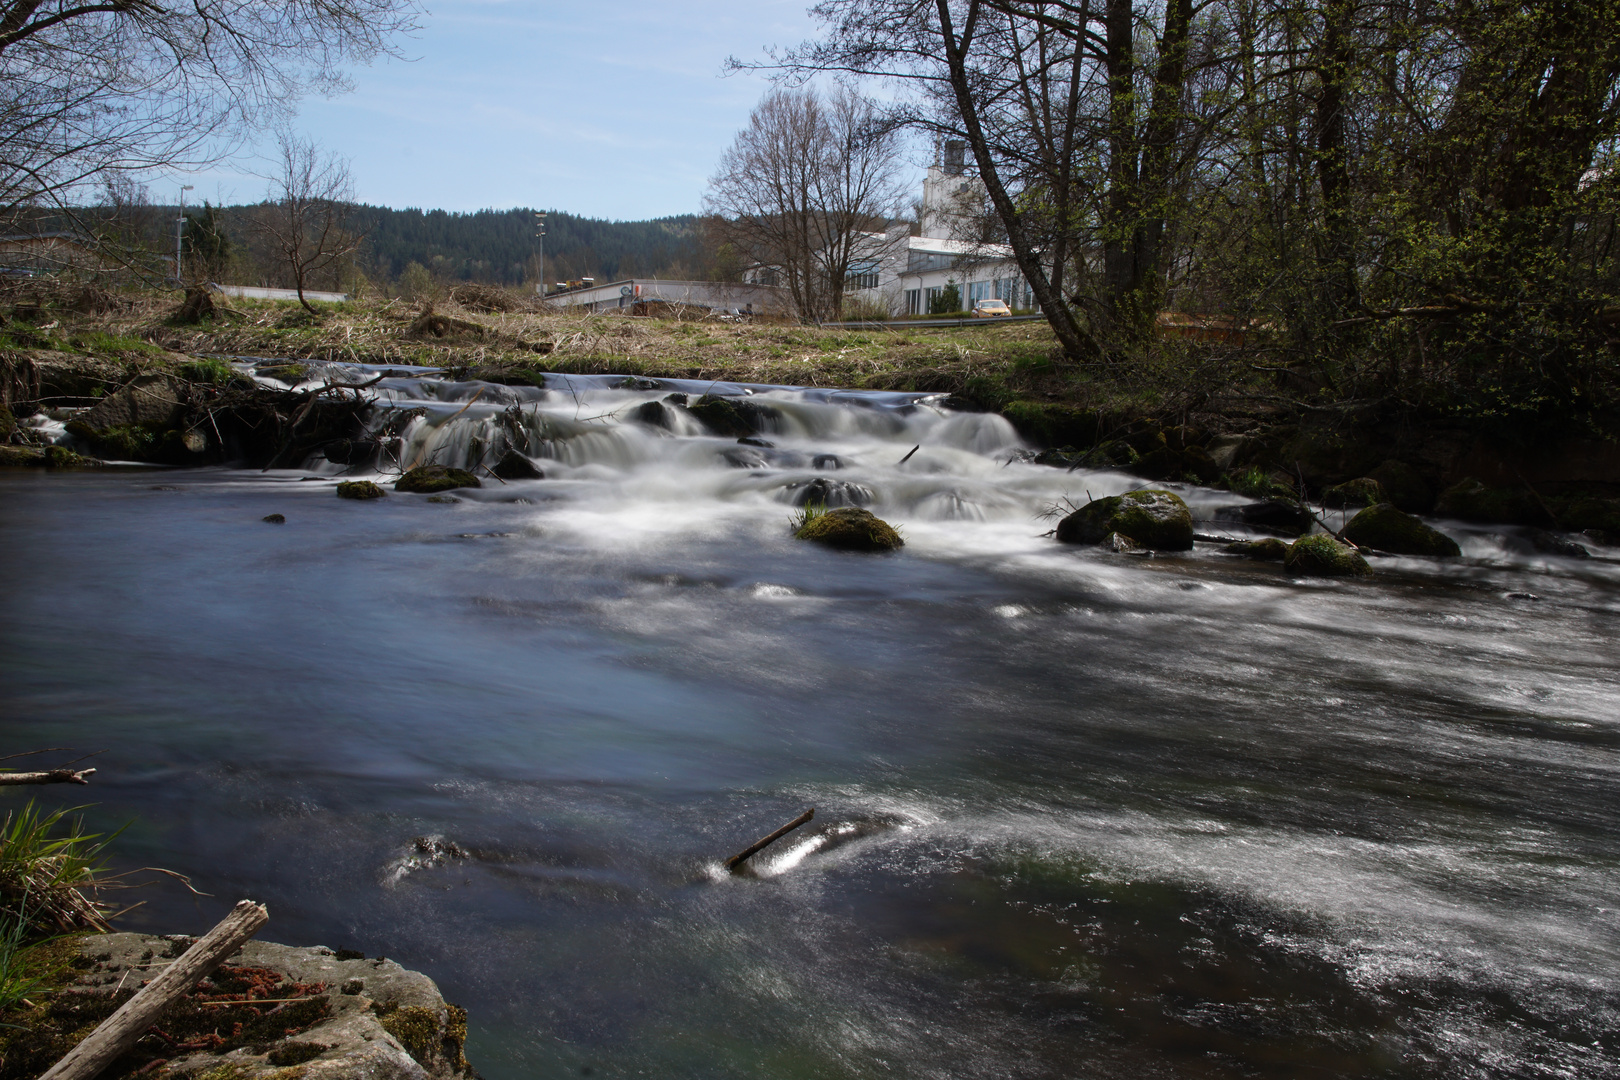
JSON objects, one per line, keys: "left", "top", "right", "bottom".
{"left": 491, "top": 450, "right": 543, "bottom": 480}
{"left": 1223, "top": 538, "right": 1289, "bottom": 561}
{"left": 337, "top": 480, "right": 386, "bottom": 500}
{"left": 1056, "top": 489, "right": 1194, "bottom": 550}
{"left": 1285, "top": 534, "right": 1372, "bottom": 577}
{"left": 795, "top": 506, "right": 903, "bottom": 551}
{"left": 1214, "top": 499, "right": 1314, "bottom": 537}
{"left": 688, "top": 394, "right": 781, "bottom": 437}
{"left": 396, "top": 465, "right": 481, "bottom": 493}
{"left": 26, "top": 932, "right": 477, "bottom": 1080}
{"left": 1342, "top": 503, "right": 1461, "bottom": 556}
{"left": 1322, "top": 477, "right": 1385, "bottom": 509}
{"left": 781, "top": 476, "right": 873, "bottom": 508}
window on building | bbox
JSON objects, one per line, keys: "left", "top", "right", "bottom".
{"left": 925, "top": 286, "right": 942, "bottom": 310}
{"left": 905, "top": 289, "right": 922, "bottom": 316}
{"left": 968, "top": 280, "right": 991, "bottom": 303}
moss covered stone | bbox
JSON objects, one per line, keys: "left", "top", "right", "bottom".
{"left": 1434, "top": 477, "right": 1545, "bottom": 524}
{"left": 1056, "top": 489, "right": 1194, "bottom": 550}
{"left": 1285, "top": 534, "right": 1372, "bottom": 577}
{"left": 794, "top": 506, "right": 903, "bottom": 551}
{"left": 395, "top": 465, "right": 481, "bottom": 493}
{"left": 688, "top": 395, "right": 780, "bottom": 437}
{"left": 1321, "top": 477, "right": 1385, "bottom": 509}
{"left": 1342, "top": 503, "right": 1461, "bottom": 556}
{"left": 1223, "top": 538, "right": 1289, "bottom": 561}
{"left": 1367, "top": 459, "right": 1432, "bottom": 513}
{"left": 337, "top": 480, "right": 386, "bottom": 500}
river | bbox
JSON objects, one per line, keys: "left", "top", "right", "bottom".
{"left": 3, "top": 363, "right": 1618, "bottom": 1078}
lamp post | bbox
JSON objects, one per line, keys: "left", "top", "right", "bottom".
{"left": 175, "top": 184, "right": 194, "bottom": 286}
{"left": 534, "top": 210, "right": 546, "bottom": 300}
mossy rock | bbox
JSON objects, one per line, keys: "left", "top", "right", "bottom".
{"left": 1285, "top": 534, "right": 1372, "bottom": 577}
{"left": 999, "top": 401, "right": 1101, "bottom": 448}
{"left": 396, "top": 465, "right": 481, "bottom": 493}
{"left": 1322, "top": 476, "right": 1385, "bottom": 509}
{"left": 1434, "top": 477, "right": 1546, "bottom": 525}
{"left": 1342, "top": 503, "right": 1461, "bottom": 556}
{"left": 688, "top": 395, "right": 780, "bottom": 437}
{"left": 336, "top": 480, "right": 386, "bottom": 500}
{"left": 1553, "top": 494, "right": 1620, "bottom": 534}
{"left": 794, "top": 506, "right": 903, "bottom": 551}
{"left": 1056, "top": 489, "right": 1193, "bottom": 550}
{"left": 1223, "top": 538, "right": 1289, "bottom": 561}
{"left": 1127, "top": 445, "right": 1185, "bottom": 481}
{"left": 1367, "top": 460, "right": 1433, "bottom": 513}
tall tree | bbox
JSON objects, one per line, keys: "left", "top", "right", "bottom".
{"left": 253, "top": 132, "right": 362, "bottom": 313}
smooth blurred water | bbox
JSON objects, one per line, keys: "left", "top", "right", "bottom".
{"left": 3, "top": 366, "right": 1618, "bottom": 1078}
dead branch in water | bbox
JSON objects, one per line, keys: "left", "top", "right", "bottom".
{"left": 726, "top": 808, "right": 815, "bottom": 872}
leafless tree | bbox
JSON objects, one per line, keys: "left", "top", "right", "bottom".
{"left": 0, "top": 0, "right": 421, "bottom": 222}
{"left": 705, "top": 85, "right": 908, "bottom": 321}
{"left": 254, "top": 131, "right": 363, "bottom": 313}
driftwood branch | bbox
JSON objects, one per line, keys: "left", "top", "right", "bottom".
{"left": 726, "top": 808, "right": 815, "bottom": 872}
{"left": 40, "top": 900, "right": 270, "bottom": 1080}
{"left": 0, "top": 768, "right": 95, "bottom": 786}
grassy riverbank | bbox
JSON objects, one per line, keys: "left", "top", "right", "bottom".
{"left": 3, "top": 282, "right": 1618, "bottom": 521}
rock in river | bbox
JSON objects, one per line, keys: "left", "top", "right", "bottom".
{"left": 1285, "top": 534, "right": 1372, "bottom": 577}
{"left": 1342, "top": 503, "right": 1461, "bottom": 556}
{"left": 396, "top": 465, "right": 482, "bottom": 494}
{"left": 1223, "top": 538, "right": 1289, "bottom": 561}
{"left": 795, "top": 507, "right": 903, "bottom": 551}
{"left": 337, "top": 480, "right": 386, "bottom": 500}
{"left": 1056, "top": 489, "right": 1194, "bottom": 551}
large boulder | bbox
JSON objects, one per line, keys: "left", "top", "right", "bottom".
{"left": 1056, "top": 489, "right": 1194, "bottom": 550}
{"left": 491, "top": 450, "right": 543, "bottom": 480}
{"left": 337, "top": 480, "right": 386, "bottom": 500}
{"left": 1434, "top": 477, "right": 1546, "bottom": 525}
{"left": 1367, "top": 460, "right": 1433, "bottom": 513}
{"left": 77, "top": 373, "right": 189, "bottom": 431}
{"left": 794, "top": 506, "right": 903, "bottom": 551}
{"left": 688, "top": 394, "right": 782, "bottom": 437}
{"left": 1213, "top": 499, "right": 1314, "bottom": 537}
{"left": 12, "top": 932, "right": 477, "bottom": 1080}
{"left": 1342, "top": 503, "right": 1461, "bottom": 556}
{"left": 1321, "top": 477, "right": 1385, "bottom": 509}
{"left": 1285, "top": 534, "right": 1372, "bottom": 577}
{"left": 396, "top": 465, "right": 481, "bottom": 494}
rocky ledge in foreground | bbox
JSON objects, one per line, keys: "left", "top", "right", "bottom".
{"left": 6, "top": 933, "right": 473, "bottom": 1080}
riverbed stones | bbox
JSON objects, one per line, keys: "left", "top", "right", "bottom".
{"left": 1322, "top": 477, "right": 1385, "bottom": 509}
{"left": 24, "top": 933, "right": 476, "bottom": 1080}
{"left": 1342, "top": 503, "right": 1461, "bottom": 556}
{"left": 1056, "top": 489, "right": 1194, "bottom": 550}
{"left": 337, "top": 480, "right": 386, "bottom": 500}
{"left": 794, "top": 506, "right": 903, "bottom": 551}
{"left": 396, "top": 465, "right": 481, "bottom": 493}
{"left": 1223, "top": 538, "right": 1289, "bottom": 561}
{"left": 1285, "top": 534, "right": 1372, "bottom": 577}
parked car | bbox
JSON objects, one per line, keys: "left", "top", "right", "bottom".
{"left": 972, "top": 298, "right": 1011, "bottom": 318}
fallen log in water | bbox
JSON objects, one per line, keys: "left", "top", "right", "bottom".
{"left": 0, "top": 767, "right": 95, "bottom": 785}
{"left": 726, "top": 808, "right": 814, "bottom": 873}
{"left": 40, "top": 900, "right": 270, "bottom": 1080}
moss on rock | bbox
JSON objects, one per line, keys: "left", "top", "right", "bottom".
{"left": 1223, "top": 538, "right": 1289, "bottom": 561}
{"left": 337, "top": 480, "right": 386, "bottom": 500}
{"left": 1367, "top": 460, "right": 1433, "bottom": 513}
{"left": 395, "top": 465, "right": 481, "bottom": 493}
{"left": 1342, "top": 503, "right": 1461, "bottom": 556}
{"left": 1321, "top": 477, "right": 1385, "bottom": 509}
{"left": 1056, "top": 489, "right": 1194, "bottom": 550}
{"left": 1285, "top": 534, "right": 1372, "bottom": 577}
{"left": 794, "top": 506, "right": 903, "bottom": 551}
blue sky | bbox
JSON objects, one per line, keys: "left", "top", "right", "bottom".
{"left": 176, "top": 1, "right": 860, "bottom": 220}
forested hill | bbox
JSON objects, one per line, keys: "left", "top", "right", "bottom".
{"left": 351, "top": 206, "right": 710, "bottom": 286}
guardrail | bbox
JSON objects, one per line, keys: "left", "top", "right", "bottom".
{"left": 819, "top": 314, "right": 1046, "bottom": 330}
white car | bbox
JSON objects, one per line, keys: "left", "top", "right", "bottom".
{"left": 972, "top": 298, "right": 1011, "bottom": 318}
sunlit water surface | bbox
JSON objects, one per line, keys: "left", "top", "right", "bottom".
{"left": 3, "top": 364, "right": 1618, "bottom": 1079}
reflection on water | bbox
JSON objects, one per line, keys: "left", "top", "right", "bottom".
{"left": 2, "top": 364, "right": 1618, "bottom": 1078}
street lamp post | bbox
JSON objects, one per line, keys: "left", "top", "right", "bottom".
{"left": 175, "top": 184, "right": 194, "bottom": 286}
{"left": 535, "top": 211, "right": 546, "bottom": 300}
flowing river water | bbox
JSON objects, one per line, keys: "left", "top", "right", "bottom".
{"left": 3, "top": 362, "right": 1619, "bottom": 1078}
